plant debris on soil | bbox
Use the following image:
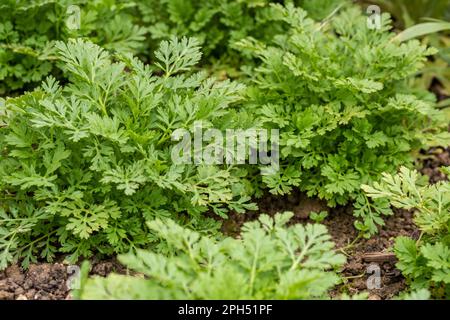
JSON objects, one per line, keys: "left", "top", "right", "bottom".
{"left": 0, "top": 147, "right": 448, "bottom": 300}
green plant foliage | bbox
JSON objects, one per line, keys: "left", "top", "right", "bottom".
{"left": 410, "top": 32, "right": 450, "bottom": 108}
{"left": 236, "top": 5, "right": 449, "bottom": 223}
{"left": 392, "top": 18, "right": 450, "bottom": 102}
{"left": 137, "top": 0, "right": 350, "bottom": 57}
{"left": 138, "top": 0, "right": 277, "bottom": 58}
{"left": 396, "top": 288, "right": 430, "bottom": 300}
{"left": 364, "top": 0, "right": 450, "bottom": 107}
{"left": 310, "top": 211, "right": 329, "bottom": 223}
{"left": 363, "top": 166, "right": 450, "bottom": 298}
{"left": 0, "top": 0, "right": 353, "bottom": 96}
{"left": 0, "top": 0, "right": 146, "bottom": 95}
{"left": 79, "top": 212, "right": 346, "bottom": 299}
{"left": 0, "top": 37, "right": 257, "bottom": 269}
{"left": 394, "top": 21, "right": 450, "bottom": 43}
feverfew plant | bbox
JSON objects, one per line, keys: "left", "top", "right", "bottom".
{"left": 237, "top": 4, "right": 448, "bottom": 234}
{"left": 79, "top": 212, "right": 346, "bottom": 299}
{"left": 0, "top": 37, "right": 256, "bottom": 269}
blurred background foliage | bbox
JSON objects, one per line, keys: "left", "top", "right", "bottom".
{"left": 1, "top": 0, "right": 449, "bottom": 109}
{"left": 361, "top": 0, "right": 449, "bottom": 109}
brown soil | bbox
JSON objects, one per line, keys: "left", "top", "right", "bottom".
{"left": 0, "top": 259, "right": 125, "bottom": 300}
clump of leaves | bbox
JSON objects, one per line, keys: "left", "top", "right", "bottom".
{"left": 79, "top": 212, "right": 346, "bottom": 299}
{"left": 0, "top": 37, "right": 256, "bottom": 269}
{"left": 237, "top": 4, "right": 449, "bottom": 233}
{"left": 136, "top": 0, "right": 350, "bottom": 70}
{"left": 0, "top": 0, "right": 146, "bottom": 95}
{"left": 362, "top": 0, "right": 450, "bottom": 120}
{"left": 363, "top": 166, "right": 450, "bottom": 298}
{"left": 396, "top": 288, "right": 431, "bottom": 300}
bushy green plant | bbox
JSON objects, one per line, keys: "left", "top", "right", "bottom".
{"left": 0, "top": 0, "right": 146, "bottom": 95}
{"left": 236, "top": 4, "right": 449, "bottom": 233}
{"left": 0, "top": 37, "right": 256, "bottom": 269}
{"left": 79, "top": 212, "right": 346, "bottom": 299}
{"left": 363, "top": 166, "right": 450, "bottom": 298}
{"left": 0, "top": 0, "right": 353, "bottom": 96}
{"left": 0, "top": 2, "right": 448, "bottom": 301}
{"left": 137, "top": 0, "right": 350, "bottom": 58}
{"left": 365, "top": 0, "right": 450, "bottom": 28}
